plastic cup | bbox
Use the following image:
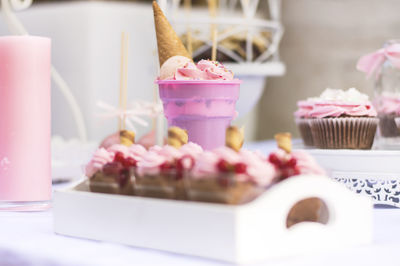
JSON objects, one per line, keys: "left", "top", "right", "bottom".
{"left": 157, "top": 80, "right": 241, "bottom": 150}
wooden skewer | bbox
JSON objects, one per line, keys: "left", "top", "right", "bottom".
{"left": 119, "top": 32, "right": 129, "bottom": 131}
{"left": 208, "top": 0, "right": 218, "bottom": 61}
{"left": 184, "top": 0, "right": 193, "bottom": 57}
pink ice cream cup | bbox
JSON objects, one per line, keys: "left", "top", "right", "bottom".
{"left": 157, "top": 80, "right": 241, "bottom": 150}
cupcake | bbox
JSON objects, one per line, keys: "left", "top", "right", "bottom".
{"left": 187, "top": 147, "right": 276, "bottom": 205}
{"left": 308, "top": 88, "right": 378, "bottom": 149}
{"left": 294, "top": 99, "right": 316, "bottom": 147}
{"left": 374, "top": 92, "right": 400, "bottom": 138}
{"left": 85, "top": 144, "right": 146, "bottom": 195}
{"left": 268, "top": 133, "right": 327, "bottom": 227}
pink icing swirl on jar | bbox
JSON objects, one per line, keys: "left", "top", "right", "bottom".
{"left": 374, "top": 95, "right": 400, "bottom": 115}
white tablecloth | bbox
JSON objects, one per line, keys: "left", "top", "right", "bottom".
{"left": 0, "top": 209, "right": 399, "bottom": 266}
{"left": 1, "top": 140, "right": 400, "bottom": 266}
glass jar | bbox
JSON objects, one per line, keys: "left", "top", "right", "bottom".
{"left": 373, "top": 40, "right": 400, "bottom": 148}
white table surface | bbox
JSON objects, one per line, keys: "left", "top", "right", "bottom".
{"left": 2, "top": 140, "right": 400, "bottom": 266}
{"left": 0, "top": 208, "right": 399, "bottom": 266}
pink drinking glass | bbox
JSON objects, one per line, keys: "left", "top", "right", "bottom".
{"left": 0, "top": 36, "right": 51, "bottom": 211}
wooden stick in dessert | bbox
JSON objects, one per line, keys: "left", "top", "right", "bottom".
{"left": 208, "top": 0, "right": 218, "bottom": 61}
{"left": 167, "top": 127, "right": 188, "bottom": 148}
{"left": 226, "top": 126, "right": 244, "bottom": 152}
{"left": 152, "top": 1, "right": 192, "bottom": 66}
{"left": 118, "top": 32, "right": 129, "bottom": 131}
{"left": 184, "top": 0, "right": 193, "bottom": 57}
{"left": 274, "top": 132, "right": 292, "bottom": 153}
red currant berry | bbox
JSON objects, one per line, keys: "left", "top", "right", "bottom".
{"left": 123, "top": 157, "right": 137, "bottom": 168}
{"left": 114, "top": 152, "right": 125, "bottom": 163}
{"left": 268, "top": 153, "right": 282, "bottom": 168}
{"left": 234, "top": 162, "right": 247, "bottom": 174}
{"left": 160, "top": 162, "right": 172, "bottom": 172}
{"left": 217, "top": 159, "right": 230, "bottom": 172}
{"left": 285, "top": 157, "right": 297, "bottom": 168}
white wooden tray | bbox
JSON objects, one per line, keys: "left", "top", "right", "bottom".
{"left": 53, "top": 175, "right": 372, "bottom": 264}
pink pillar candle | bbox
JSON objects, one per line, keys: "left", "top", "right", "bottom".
{"left": 0, "top": 36, "right": 51, "bottom": 208}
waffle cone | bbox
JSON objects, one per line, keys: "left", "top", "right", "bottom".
{"left": 152, "top": 1, "right": 192, "bottom": 66}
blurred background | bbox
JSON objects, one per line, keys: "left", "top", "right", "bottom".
{"left": 1, "top": 0, "right": 399, "bottom": 142}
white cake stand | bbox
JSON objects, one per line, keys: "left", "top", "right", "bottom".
{"left": 303, "top": 147, "right": 400, "bottom": 207}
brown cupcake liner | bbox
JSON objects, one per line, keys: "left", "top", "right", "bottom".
{"left": 378, "top": 113, "right": 400, "bottom": 138}
{"left": 295, "top": 118, "right": 314, "bottom": 147}
{"left": 309, "top": 117, "right": 378, "bottom": 149}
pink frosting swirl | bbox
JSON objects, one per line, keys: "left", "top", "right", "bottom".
{"left": 85, "top": 148, "right": 114, "bottom": 177}
{"left": 180, "top": 142, "right": 203, "bottom": 158}
{"left": 173, "top": 60, "right": 234, "bottom": 81}
{"left": 136, "top": 151, "right": 167, "bottom": 176}
{"left": 107, "top": 144, "right": 131, "bottom": 157}
{"left": 294, "top": 100, "right": 314, "bottom": 118}
{"left": 191, "top": 148, "right": 276, "bottom": 187}
{"left": 157, "top": 145, "right": 183, "bottom": 163}
{"left": 309, "top": 102, "right": 377, "bottom": 118}
{"left": 191, "top": 151, "right": 219, "bottom": 178}
{"left": 213, "top": 146, "right": 241, "bottom": 164}
{"left": 238, "top": 150, "right": 276, "bottom": 186}
{"left": 291, "top": 150, "right": 326, "bottom": 176}
{"left": 128, "top": 144, "right": 147, "bottom": 161}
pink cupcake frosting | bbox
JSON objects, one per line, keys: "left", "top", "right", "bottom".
{"left": 309, "top": 102, "right": 377, "bottom": 118}
{"left": 85, "top": 148, "right": 114, "bottom": 177}
{"left": 294, "top": 100, "right": 316, "bottom": 118}
{"left": 268, "top": 148, "right": 326, "bottom": 179}
{"left": 157, "top": 145, "right": 184, "bottom": 163}
{"left": 128, "top": 144, "right": 147, "bottom": 160}
{"left": 213, "top": 146, "right": 241, "bottom": 164}
{"left": 136, "top": 151, "right": 167, "bottom": 176}
{"left": 107, "top": 144, "right": 131, "bottom": 157}
{"left": 191, "top": 148, "right": 276, "bottom": 187}
{"left": 173, "top": 60, "right": 234, "bottom": 81}
{"left": 244, "top": 161, "right": 276, "bottom": 187}
{"left": 180, "top": 142, "right": 203, "bottom": 158}
{"left": 291, "top": 150, "right": 326, "bottom": 176}
{"left": 307, "top": 88, "right": 377, "bottom": 118}
{"left": 191, "top": 151, "right": 220, "bottom": 178}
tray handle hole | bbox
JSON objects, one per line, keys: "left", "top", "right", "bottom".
{"left": 286, "top": 197, "right": 329, "bottom": 228}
